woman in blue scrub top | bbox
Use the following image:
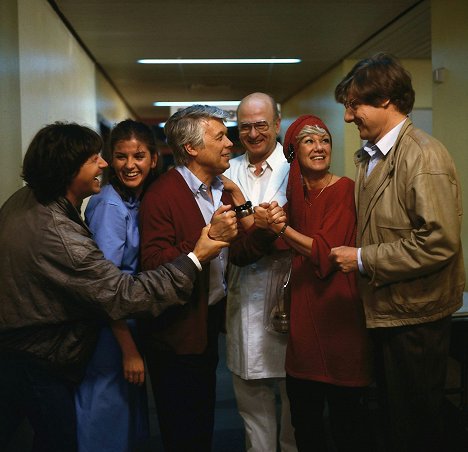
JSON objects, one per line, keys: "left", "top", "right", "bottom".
{"left": 75, "top": 119, "right": 158, "bottom": 452}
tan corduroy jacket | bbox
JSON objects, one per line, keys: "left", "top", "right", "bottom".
{"left": 355, "top": 118, "right": 465, "bottom": 328}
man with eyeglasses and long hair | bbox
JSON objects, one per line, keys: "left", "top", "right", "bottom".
{"left": 224, "top": 93, "right": 296, "bottom": 452}
{"left": 330, "top": 53, "right": 464, "bottom": 452}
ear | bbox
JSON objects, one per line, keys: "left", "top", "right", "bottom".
{"left": 274, "top": 117, "right": 281, "bottom": 135}
{"left": 382, "top": 99, "right": 391, "bottom": 108}
{"left": 184, "top": 143, "right": 198, "bottom": 158}
{"left": 150, "top": 153, "right": 158, "bottom": 169}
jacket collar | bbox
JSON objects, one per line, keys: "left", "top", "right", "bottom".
{"left": 53, "top": 196, "right": 91, "bottom": 233}
{"left": 354, "top": 117, "right": 413, "bottom": 176}
{"left": 355, "top": 118, "right": 414, "bottom": 234}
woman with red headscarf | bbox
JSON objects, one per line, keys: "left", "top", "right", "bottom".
{"left": 261, "top": 115, "right": 372, "bottom": 452}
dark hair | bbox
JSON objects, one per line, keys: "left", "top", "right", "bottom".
{"left": 104, "top": 119, "right": 158, "bottom": 200}
{"left": 22, "top": 122, "right": 102, "bottom": 204}
{"left": 335, "top": 52, "right": 415, "bottom": 114}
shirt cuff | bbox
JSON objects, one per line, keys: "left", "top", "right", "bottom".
{"left": 357, "top": 248, "right": 366, "bottom": 275}
{"left": 187, "top": 252, "right": 202, "bottom": 271}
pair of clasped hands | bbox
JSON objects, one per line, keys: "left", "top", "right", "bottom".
{"left": 193, "top": 176, "right": 285, "bottom": 262}
{"left": 206, "top": 201, "right": 285, "bottom": 240}
{"left": 199, "top": 174, "right": 285, "bottom": 242}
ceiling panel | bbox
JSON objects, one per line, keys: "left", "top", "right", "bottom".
{"left": 51, "top": 0, "right": 430, "bottom": 120}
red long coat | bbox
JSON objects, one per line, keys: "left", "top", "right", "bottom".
{"left": 285, "top": 177, "right": 372, "bottom": 387}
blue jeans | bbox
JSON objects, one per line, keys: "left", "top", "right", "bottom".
{"left": 0, "top": 352, "right": 77, "bottom": 452}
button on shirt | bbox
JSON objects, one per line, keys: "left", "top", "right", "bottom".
{"left": 357, "top": 118, "right": 406, "bottom": 273}
{"left": 246, "top": 161, "right": 272, "bottom": 206}
{"left": 176, "top": 166, "right": 228, "bottom": 305}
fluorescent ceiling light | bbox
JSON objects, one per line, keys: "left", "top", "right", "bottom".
{"left": 154, "top": 101, "right": 241, "bottom": 107}
{"left": 139, "top": 58, "right": 301, "bottom": 64}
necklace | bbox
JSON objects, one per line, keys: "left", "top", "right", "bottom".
{"left": 304, "top": 173, "right": 333, "bottom": 205}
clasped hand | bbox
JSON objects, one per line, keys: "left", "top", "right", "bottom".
{"left": 329, "top": 246, "right": 359, "bottom": 273}
{"left": 254, "top": 201, "right": 287, "bottom": 233}
{"left": 208, "top": 204, "right": 238, "bottom": 242}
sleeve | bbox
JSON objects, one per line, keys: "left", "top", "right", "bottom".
{"left": 221, "top": 190, "right": 278, "bottom": 267}
{"left": 139, "top": 182, "right": 199, "bottom": 270}
{"left": 86, "top": 198, "right": 127, "bottom": 268}
{"left": 361, "top": 159, "right": 462, "bottom": 286}
{"left": 57, "top": 241, "right": 198, "bottom": 320}
{"left": 229, "top": 223, "right": 279, "bottom": 266}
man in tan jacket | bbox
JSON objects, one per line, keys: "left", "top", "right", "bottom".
{"left": 330, "top": 53, "right": 464, "bottom": 452}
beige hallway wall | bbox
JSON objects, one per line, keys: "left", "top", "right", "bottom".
{"left": 0, "top": 0, "right": 134, "bottom": 205}
{"left": 0, "top": 0, "right": 23, "bottom": 204}
{"left": 432, "top": 0, "right": 468, "bottom": 262}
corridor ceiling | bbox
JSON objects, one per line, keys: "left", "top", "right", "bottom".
{"left": 50, "top": 0, "right": 430, "bottom": 121}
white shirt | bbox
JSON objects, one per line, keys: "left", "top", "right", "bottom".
{"left": 246, "top": 160, "right": 272, "bottom": 206}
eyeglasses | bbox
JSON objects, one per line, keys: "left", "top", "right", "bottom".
{"left": 238, "top": 120, "right": 270, "bottom": 134}
{"left": 344, "top": 99, "right": 360, "bottom": 111}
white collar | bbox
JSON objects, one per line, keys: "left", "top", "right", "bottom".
{"left": 242, "top": 142, "right": 285, "bottom": 171}
{"left": 364, "top": 118, "right": 406, "bottom": 157}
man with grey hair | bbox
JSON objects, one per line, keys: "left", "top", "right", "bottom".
{"left": 139, "top": 105, "right": 275, "bottom": 451}
{"left": 224, "top": 93, "right": 296, "bottom": 452}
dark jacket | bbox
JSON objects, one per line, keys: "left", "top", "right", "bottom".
{"left": 0, "top": 186, "right": 198, "bottom": 382}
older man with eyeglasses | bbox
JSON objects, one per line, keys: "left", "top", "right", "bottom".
{"left": 224, "top": 93, "right": 297, "bottom": 452}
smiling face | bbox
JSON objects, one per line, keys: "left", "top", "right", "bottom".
{"left": 343, "top": 99, "right": 401, "bottom": 144}
{"left": 66, "top": 153, "right": 108, "bottom": 206}
{"left": 296, "top": 132, "right": 332, "bottom": 178}
{"left": 111, "top": 138, "right": 157, "bottom": 196}
{"left": 186, "top": 118, "right": 233, "bottom": 183}
{"left": 237, "top": 94, "right": 280, "bottom": 164}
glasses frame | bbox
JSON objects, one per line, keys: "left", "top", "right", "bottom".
{"left": 238, "top": 120, "right": 270, "bottom": 134}
{"left": 344, "top": 98, "right": 360, "bottom": 111}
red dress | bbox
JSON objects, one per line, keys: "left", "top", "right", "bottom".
{"left": 285, "top": 177, "right": 371, "bottom": 387}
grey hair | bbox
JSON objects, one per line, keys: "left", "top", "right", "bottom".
{"left": 164, "top": 105, "right": 229, "bottom": 166}
{"left": 296, "top": 124, "right": 328, "bottom": 144}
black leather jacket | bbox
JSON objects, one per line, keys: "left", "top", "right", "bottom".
{"left": 0, "top": 187, "right": 197, "bottom": 382}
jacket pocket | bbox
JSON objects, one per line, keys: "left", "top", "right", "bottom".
{"left": 388, "top": 268, "right": 452, "bottom": 315}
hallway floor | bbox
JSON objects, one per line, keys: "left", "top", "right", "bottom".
{"left": 6, "top": 337, "right": 468, "bottom": 451}
{"left": 137, "top": 333, "right": 245, "bottom": 451}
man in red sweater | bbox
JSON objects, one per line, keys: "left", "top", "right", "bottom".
{"left": 139, "top": 105, "right": 275, "bottom": 451}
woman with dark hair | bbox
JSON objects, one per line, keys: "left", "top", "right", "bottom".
{"left": 260, "top": 115, "right": 372, "bottom": 452}
{"left": 75, "top": 119, "right": 158, "bottom": 452}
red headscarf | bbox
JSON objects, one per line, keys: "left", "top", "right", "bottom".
{"left": 282, "top": 115, "right": 332, "bottom": 230}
